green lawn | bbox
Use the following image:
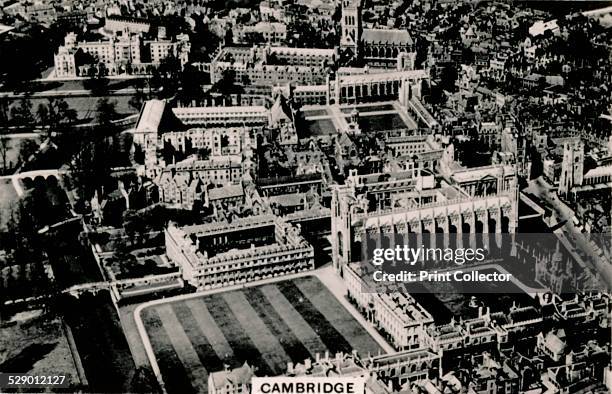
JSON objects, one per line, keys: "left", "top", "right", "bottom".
{"left": 140, "top": 276, "right": 383, "bottom": 394}
{"left": 0, "top": 312, "right": 83, "bottom": 391}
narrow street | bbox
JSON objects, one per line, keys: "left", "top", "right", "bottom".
{"left": 524, "top": 177, "right": 611, "bottom": 289}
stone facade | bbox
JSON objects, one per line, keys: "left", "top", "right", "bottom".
{"left": 165, "top": 215, "right": 314, "bottom": 290}
{"left": 53, "top": 31, "right": 190, "bottom": 78}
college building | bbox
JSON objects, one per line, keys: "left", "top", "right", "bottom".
{"left": 53, "top": 30, "right": 190, "bottom": 78}
{"left": 165, "top": 214, "right": 314, "bottom": 290}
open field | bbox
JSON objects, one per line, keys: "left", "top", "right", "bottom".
{"left": 0, "top": 311, "right": 83, "bottom": 391}
{"left": 61, "top": 292, "right": 136, "bottom": 393}
{"left": 7, "top": 95, "right": 137, "bottom": 121}
{"left": 140, "top": 276, "right": 383, "bottom": 393}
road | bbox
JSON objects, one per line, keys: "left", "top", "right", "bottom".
{"left": 0, "top": 87, "right": 142, "bottom": 98}
{"left": 524, "top": 177, "right": 611, "bottom": 290}
{"left": 1, "top": 132, "right": 40, "bottom": 138}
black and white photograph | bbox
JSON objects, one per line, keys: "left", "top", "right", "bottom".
{"left": 0, "top": 0, "right": 611, "bottom": 393}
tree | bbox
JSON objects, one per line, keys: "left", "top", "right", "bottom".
{"left": 0, "top": 134, "right": 10, "bottom": 173}
{"left": 49, "top": 98, "right": 78, "bottom": 124}
{"left": 189, "top": 19, "right": 222, "bottom": 62}
{"left": 10, "top": 98, "right": 34, "bottom": 126}
{"left": 66, "top": 98, "right": 119, "bottom": 203}
{"left": 153, "top": 15, "right": 191, "bottom": 39}
{"left": 42, "top": 98, "right": 78, "bottom": 138}
{"left": 439, "top": 65, "right": 458, "bottom": 93}
{"left": 0, "top": 29, "right": 45, "bottom": 90}
{"left": 178, "top": 64, "right": 206, "bottom": 105}
{"left": 68, "top": 127, "right": 113, "bottom": 202}
{"left": 133, "top": 143, "right": 145, "bottom": 164}
{"left": 211, "top": 69, "right": 243, "bottom": 96}
{"left": 95, "top": 98, "right": 119, "bottom": 127}
{"left": 36, "top": 103, "right": 49, "bottom": 125}
{"left": 148, "top": 67, "right": 162, "bottom": 94}
{"left": 129, "top": 90, "right": 147, "bottom": 112}
{"left": 0, "top": 97, "right": 9, "bottom": 125}
{"left": 529, "top": 146, "right": 543, "bottom": 180}
{"left": 161, "top": 139, "right": 178, "bottom": 164}
{"left": 17, "top": 138, "right": 38, "bottom": 166}
{"left": 156, "top": 55, "right": 182, "bottom": 98}
{"left": 122, "top": 209, "right": 145, "bottom": 245}
{"left": 4, "top": 194, "right": 44, "bottom": 261}
{"left": 224, "top": 27, "right": 233, "bottom": 46}
{"left": 243, "top": 31, "right": 264, "bottom": 45}
{"left": 130, "top": 366, "right": 160, "bottom": 394}
{"left": 128, "top": 79, "right": 148, "bottom": 112}
{"left": 84, "top": 64, "right": 110, "bottom": 95}
{"left": 196, "top": 147, "right": 211, "bottom": 160}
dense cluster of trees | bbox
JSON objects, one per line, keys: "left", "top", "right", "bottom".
{"left": 0, "top": 26, "right": 48, "bottom": 90}
{"left": 210, "top": 69, "right": 243, "bottom": 95}
{"left": 0, "top": 97, "right": 79, "bottom": 173}
{"left": 2, "top": 94, "right": 132, "bottom": 203}
{"left": 61, "top": 99, "right": 120, "bottom": 203}
{"left": 286, "top": 10, "right": 337, "bottom": 49}
{"left": 5, "top": 97, "right": 78, "bottom": 129}
{"left": 84, "top": 63, "right": 110, "bottom": 95}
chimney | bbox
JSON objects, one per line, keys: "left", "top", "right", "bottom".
{"left": 305, "top": 359, "right": 311, "bottom": 370}
{"left": 287, "top": 362, "right": 294, "bottom": 374}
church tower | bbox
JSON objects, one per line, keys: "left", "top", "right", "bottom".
{"left": 559, "top": 140, "right": 584, "bottom": 197}
{"left": 340, "top": 0, "right": 362, "bottom": 57}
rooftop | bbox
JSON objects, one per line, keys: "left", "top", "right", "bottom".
{"left": 208, "top": 184, "right": 244, "bottom": 201}
{"left": 363, "top": 28, "right": 413, "bottom": 46}
{"left": 209, "top": 362, "right": 254, "bottom": 389}
{"left": 181, "top": 214, "right": 277, "bottom": 236}
{"left": 135, "top": 99, "right": 166, "bottom": 133}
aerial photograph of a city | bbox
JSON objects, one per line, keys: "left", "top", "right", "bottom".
{"left": 0, "top": 0, "right": 611, "bottom": 393}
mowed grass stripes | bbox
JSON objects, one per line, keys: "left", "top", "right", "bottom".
{"left": 141, "top": 276, "right": 383, "bottom": 394}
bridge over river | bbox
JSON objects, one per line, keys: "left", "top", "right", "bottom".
{"left": 0, "top": 169, "right": 65, "bottom": 197}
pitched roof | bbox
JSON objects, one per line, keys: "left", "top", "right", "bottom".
{"left": 269, "top": 193, "right": 305, "bottom": 207}
{"left": 135, "top": 99, "right": 166, "bottom": 133}
{"left": 337, "top": 132, "right": 355, "bottom": 148}
{"left": 209, "top": 184, "right": 244, "bottom": 200}
{"left": 209, "top": 362, "right": 254, "bottom": 389}
{"left": 543, "top": 330, "right": 566, "bottom": 354}
{"left": 270, "top": 95, "right": 292, "bottom": 125}
{"left": 174, "top": 172, "right": 191, "bottom": 187}
{"left": 189, "top": 178, "right": 203, "bottom": 191}
{"left": 362, "top": 28, "right": 413, "bottom": 46}
{"left": 135, "top": 99, "right": 187, "bottom": 134}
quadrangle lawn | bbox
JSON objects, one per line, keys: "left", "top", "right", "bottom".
{"left": 140, "top": 276, "right": 383, "bottom": 394}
